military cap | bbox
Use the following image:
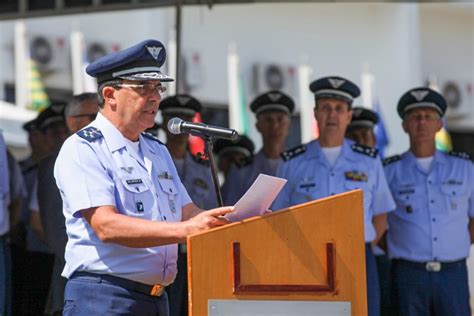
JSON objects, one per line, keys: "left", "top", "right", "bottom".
{"left": 22, "top": 118, "right": 39, "bottom": 132}
{"left": 159, "top": 94, "right": 202, "bottom": 116}
{"left": 213, "top": 135, "right": 255, "bottom": 158}
{"left": 349, "top": 107, "right": 378, "bottom": 129}
{"left": 86, "top": 39, "right": 173, "bottom": 84}
{"left": 36, "top": 103, "right": 66, "bottom": 131}
{"left": 309, "top": 76, "right": 360, "bottom": 105}
{"left": 250, "top": 90, "right": 295, "bottom": 115}
{"left": 397, "top": 87, "right": 447, "bottom": 118}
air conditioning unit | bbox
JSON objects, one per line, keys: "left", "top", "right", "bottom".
{"left": 29, "top": 34, "right": 70, "bottom": 89}
{"left": 30, "top": 35, "right": 68, "bottom": 76}
{"left": 441, "top": 79, "right": 473, "bottom": 119}
{"left": 85, "top": 41, "right": 120, "bottom": 63}
{"left": 251, "top": 63, "right": 297, "bottom": 98}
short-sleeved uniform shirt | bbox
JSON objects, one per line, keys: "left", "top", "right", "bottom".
{"left": 174, "top": 153, "right": 217, "bottom": 210}
{"left": 273, "top": 139, "right": 395, "bottom": 243}
{"left": 54, "top": 112, "right": 192, "bottom": 285}
{"left": 384, "top": 150, "right": 474, "bottom": 262}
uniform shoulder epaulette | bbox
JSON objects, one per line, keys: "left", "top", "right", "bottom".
{"left": 281, "top": 145, "right": 307, "bottom": 161}
{"left": 448, "top": 151, "right": 471, "bottom": 161}
{"left": 191, "top": 154, "right": 209, "bottom": 166}
{"left": 76, "top": 127, "right": 103, "bottom": 142}
{"left": 141, "top": 132, "right": 164, "bottom": 145}
{"left": 351, "top": 144, "right": 378, "bottom": 158}
{"left": 235, "top": 156, "right": 253, "bottom": 168}
{"left": 383, "top": 155, "right": 402, "bottom": 166}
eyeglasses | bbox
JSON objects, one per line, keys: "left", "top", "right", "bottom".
{"left": 115, "top": 83, "right": 167, "bottom": 96}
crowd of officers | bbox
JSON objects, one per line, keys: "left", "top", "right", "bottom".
{"left": 0, "top": 38, "right": 473, "bottom": 316}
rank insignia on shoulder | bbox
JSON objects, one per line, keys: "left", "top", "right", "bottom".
{"left": 281, "top": 145, "right": 306, "bottom": 161}
{"left": 383, "top": 155, "right": 402, "bottom": 166}
{"left": 351, "top": 144, "right": 378, "bottom": 158}
{"left": 344, "top": 171, "right": 368, "bottom": 182}
{"left": 77, "top": 127, "right": 103, "bottom": 142}
{"left": 448, "top": 151, "right": 471, "bottom": 161}
{"left": 142, "top": 132, "right": 164, "bottom": 145}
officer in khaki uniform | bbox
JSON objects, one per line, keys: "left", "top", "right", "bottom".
{"left": 384, "top": 87, "right": 474, "bottom": 316}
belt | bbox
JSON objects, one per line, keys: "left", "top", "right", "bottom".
{"left": 71, "top": 271, "right": 166, "bottom": 297}
{"left": 393, "top": 258, "right": 466, "bottom": 272}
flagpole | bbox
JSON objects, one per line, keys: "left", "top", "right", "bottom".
{"left": 361, "top": 62, "right": 374, "bottom": 110}
{"left": 71, "top": 29, "right": 84, "bottom": 95}
{"left": 298, "top": 61, "right": 315, "bottom": 143}
{"left": 167, "top": 29, "right": 177, "bottom": 96}
{"left": 14, "top": 20, "right": 28, "bottom": 108}
{"left": 228, "top": 42, "right": 243, "bottom": 133}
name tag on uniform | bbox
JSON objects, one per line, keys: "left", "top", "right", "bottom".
{"left": 158, "top": 171, "right": 174, "bottom": 180}
{"left": 126, "top": 179, "right": 143, "bottom": 185}
{"left": 299, "top": 183, "right": 316, "bottom": 189}
{"left": 344, "top": 171, "right": 368, "bottom": 182}
{"left": 399, "top": 188, "right": 415, "bottom": 195}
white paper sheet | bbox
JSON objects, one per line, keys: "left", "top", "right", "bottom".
{"left": 225, "top": 174, "right": 287, "bottom": 222}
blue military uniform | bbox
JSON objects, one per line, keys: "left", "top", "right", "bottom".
{"left": 222, "top": 90, "right": 294, "bottom": 205}
{"left": 56, "top": 111, "right": 189, "bottom": 285}
{"left": 274, "top": 76, "right": 396, "bottom": 316}
{"left": 223, "top": 150, "right": 281, "bottom": 205}
{"left": 55, "top": 39, "right": 183, "bottom": 316}
{"left": 384, "top": 87, "right": 473, "bottom": 315}
{"left": 273, "top": 139, "right": 395, "bottom": 241}
{"left": 0, "top": 130, "right": 11, "bottom": 316}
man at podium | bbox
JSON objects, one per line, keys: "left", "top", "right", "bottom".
{"left": 273, "top": 76, "right": 396, "bottom": 316}
{"left": 54, "top": 39, "right": 233, "bottom": 315}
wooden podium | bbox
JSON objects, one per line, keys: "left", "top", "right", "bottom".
{"left": 187, "top": 190, "right": 367, "bottom": 316}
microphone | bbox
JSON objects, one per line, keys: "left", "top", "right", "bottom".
{"left": 167, "top": 117, "right": 239, "bottom": 141}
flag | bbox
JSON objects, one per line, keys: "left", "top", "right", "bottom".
{"left": 373, "top": 98, "right": 389, "bottom": 159}
{"left": 227, "top": 43, "right": 248, "bottom": 134}
{"left": 188, "top": 112, "right": 206, "bottom": 157}
{"left": 435, "top": 119, "right": 453, "bottom": 152}
{"left": 427, "top": 78, "right": 453, "bottom": 152}
{"left": 238, "top": 76, "right": 249, "bottom": 135}
{"left": 27, "top": 59, "right": 50, "bottom": 111}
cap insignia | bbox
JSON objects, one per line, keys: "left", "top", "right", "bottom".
{"left": 410, "top": 90, "right": 429, "bottom": 102}
{"left": 267, "top": 92, "right": 282, "bottom": 103}
{"left": 177, "top": 96, "right": 191, "bottom": 106}
{"left": 146, "top": 46, "right": 162, "bottom": 60}
{"left": 328, "top": 78, "right": 345, "bottom": 89}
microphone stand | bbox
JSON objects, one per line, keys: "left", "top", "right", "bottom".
{"left": 201, "top": 136, "right": 224, "bottom": 207}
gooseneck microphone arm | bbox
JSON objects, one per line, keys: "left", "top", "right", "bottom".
{"left": 202, "top": 137, "right": 224, "bottom": 207}
{"left": 167, "top": 117, "right": 236, "bottom": 207}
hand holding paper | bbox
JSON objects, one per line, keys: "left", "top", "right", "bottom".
{"left": 225, "top": 174, "right": 287, "bottom": 222}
